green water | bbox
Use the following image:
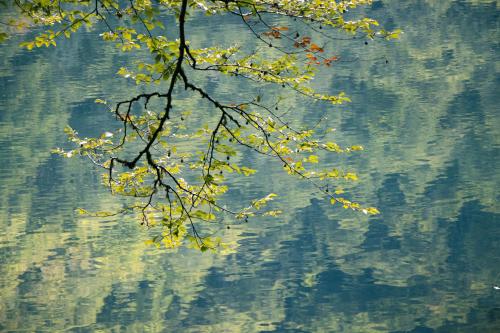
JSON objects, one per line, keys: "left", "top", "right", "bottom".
{"left": 1, "top": 1, "right": 499, "bottom": 332}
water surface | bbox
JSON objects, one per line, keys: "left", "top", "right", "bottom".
{"left": 1, "top": 1, "right": 499, "bottom": 332}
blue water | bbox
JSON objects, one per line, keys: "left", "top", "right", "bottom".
{"left": 0, "top": 1, "right": 499, "bottom": 332}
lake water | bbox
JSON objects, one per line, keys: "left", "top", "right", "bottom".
{"left": 1, "top": 1, "right": 499, "bottom": 332}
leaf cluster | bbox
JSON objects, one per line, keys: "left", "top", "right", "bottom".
{"left": 4, "top": 0, "right": 399, "bottom": 251}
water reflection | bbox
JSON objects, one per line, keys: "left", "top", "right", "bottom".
{"left": 1, "top": 0, "right": 499, "bottom": 332}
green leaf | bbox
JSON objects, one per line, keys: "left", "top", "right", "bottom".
{"left": 308, "top": 155, "right": 319, "bottom": 163}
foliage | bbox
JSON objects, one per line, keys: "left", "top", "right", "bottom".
{"left": 1, "top": 1, "right": 500, "bottom": 331}
{"left": 2, "top": 0, "right": 400, "bottom": 250}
